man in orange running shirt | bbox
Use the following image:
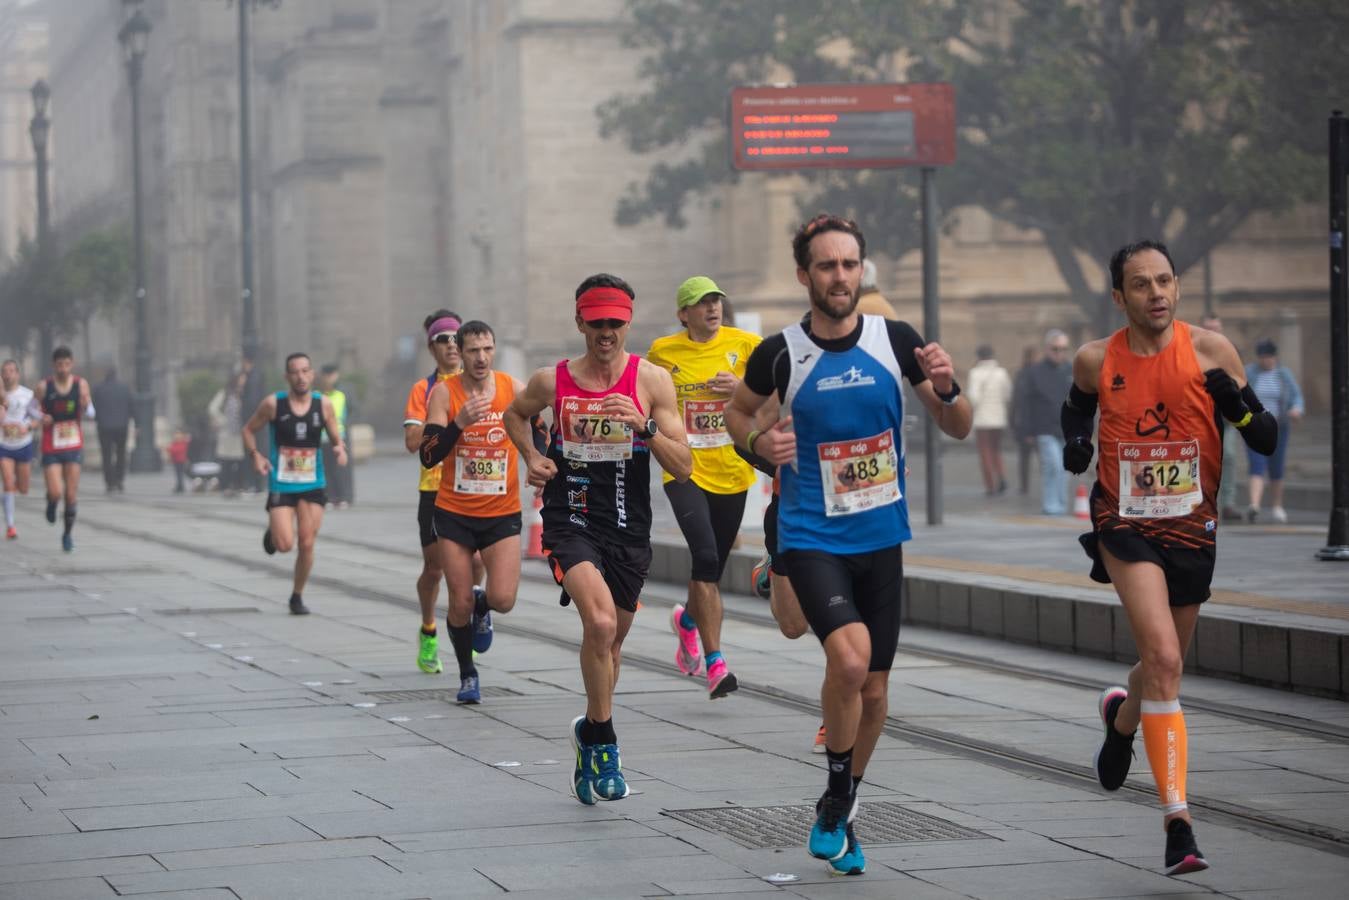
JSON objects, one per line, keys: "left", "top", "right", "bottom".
{"left": 1062, "top": 239, "right": 1277, "bottom": 877}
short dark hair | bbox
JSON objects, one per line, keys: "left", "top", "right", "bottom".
{"left": 574, "top": 273, "right": 634, "bottom": 301}
{"left": 422, "top": 309, "right": 461, "bottom": 333}
{"left": 792, "top": 213, "right": 866, "bottom": 270}
{"left": 1109, "top": 239, "right": 1176, "bottom": 291}
{"left": 284, "top": 352, "right": 310, "bottom": 370}
{"left": 976, "top": 344, "right": 994, "bottom": 361}
{"left": 455, "top": 320, "right": 495, "bottom": 350}
{"left": 320, "top": 363, "right": 339, "bottom": 376}
{"left": 52, "top": 346, "right": 73, "bottom": 361}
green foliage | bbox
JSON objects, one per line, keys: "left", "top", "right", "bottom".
{"left": 0, "top": 225, "right": 132, "bottom": 353}
{"left": 600, "top": 0, "right": 1349, "bottom": 326}
{"left": 177, "top": 369, "right": 223, "bottom": 433}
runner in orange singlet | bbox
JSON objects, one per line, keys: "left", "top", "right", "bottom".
{"left": 419, "top": 321, "right": 526, "bottom": 703}
{"left": 1062, "top": 240, "right": 1277, "bottom": 877}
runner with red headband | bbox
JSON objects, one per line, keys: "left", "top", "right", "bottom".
{"left": 505, "top": 273, "right": 692, "bottom": 805}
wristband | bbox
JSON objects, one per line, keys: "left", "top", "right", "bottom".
{"left": 745, "top": 429, "right": 761, "bottom": 453}
{"left": 1233, "top": 411, "right": 1253, "bottom": 429}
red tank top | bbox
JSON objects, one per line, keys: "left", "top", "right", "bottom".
{"left": 434, "top": 371, "right": 520, "bottom": 517}
{"left": 542, "top": 354, "right": 652, "bottom": 544}
{"left": 1095, "top": 321, "right": 1221, "bottom": 548}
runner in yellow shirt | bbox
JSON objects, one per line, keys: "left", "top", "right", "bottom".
{"left": 647, "top": 276, "right": 762, "bottom": 698}
{"left": 404, "top": 310, "right": 480, "bottom": 674}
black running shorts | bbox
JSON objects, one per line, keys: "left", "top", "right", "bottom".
{"left": 663, "top": 480, "right": 746, "bottom": 583}
{"left": 781, "top": 543, "right": 904, "bottom": 672}
{"left": 544, "top": 527, "right": 652, "bottom": 613}
{"left": 266, "top": 488, "right": 327, "bottom": 510}
{"left": 1080, "top": 527, "right": 1214, "bottom": 607}
{"left": 433, "top": 508, "right": 522, "bottom": 551}
{"left": 417, "top": 490, "right": 437, "bottom": 548}
{"left": 763, "top": 492, "right": 787, "bottom": 575}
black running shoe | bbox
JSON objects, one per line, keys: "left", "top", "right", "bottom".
{"left": 1164, "top": 818, "right": 1209, "bottom": 876}
{"left": 289, "top": 593, "right": 310, "bottom": 616}
{"left": 1093, "top": 685, "right": 1135, "bottom": 791}
{"left": 263, "top": 528, "right": 276, "bottom": 555}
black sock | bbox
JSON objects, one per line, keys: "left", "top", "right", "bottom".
{"left": 826, "top": 747, "right": 853, "bottom": 798}
{"left": 581, "top": 717, "right": 616, "bottom": 746}
{"left": 447, "top": 622, "right": 475, "bottom": 678}
{"left": 62, "top": 503, "right": 76, "bottom": 537}
{"left": 420, "top": 624, "right": 436, "bottom": 636}
{"left": 852, "top": 774, "right": 862, "bottom": 793}
{"left": 474, "top": 588, "right": 488, "bottom": 618}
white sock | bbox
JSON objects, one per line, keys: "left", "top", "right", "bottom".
{"left": 2, "top": 492, "right": 13, "bottom": 527}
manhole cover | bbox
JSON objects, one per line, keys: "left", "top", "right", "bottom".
{"left": 663, "top": 801, "right": 988, "bottom": 849}
{"left": 154, "top": 607, "right": 260, "bottom": 616}
{"left": 364, "top": 687, "right": 521, "bottom": 702}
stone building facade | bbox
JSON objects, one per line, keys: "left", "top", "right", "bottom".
{"left": 0, "top": 0, "right": 47, "bottom": 267}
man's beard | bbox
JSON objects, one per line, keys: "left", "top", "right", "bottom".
{"left": 809, "top": 281, "right": 860, "bottom": 321}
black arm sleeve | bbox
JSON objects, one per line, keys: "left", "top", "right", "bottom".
{"left": 1060, "top": 383, "right": 1098, "bottom": 444}
{"left": 1234, "top": 385, "right": 1279, "bottom": 456}
{"left": 733, "top": 444, "right": 777, "bottom": 478}
{"left": 743, "top": 334, "right": 787, "bottom": 399}
{"left": 885, "top": 320, "right": 928, "bottom": 386}
{"left": 419, "top": 421, "right": 462, "bottom": 469}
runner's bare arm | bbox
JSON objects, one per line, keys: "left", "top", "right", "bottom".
{"left": 504, "top": 367, "right": 558, "bottom": 486}
{"left": 79, "top": 380, "right": 93, "bottom": 419}
{"left": 1071, "top": 340, "right": 1108, "bottom": 395}
{"left": 911, "top": 342, "right": 973, "bottom": 439}
{"left": 726, "top": 381, "right": 795, "bottom": 466}
{"left": 241, "top": 395, "right": 277, "bottom": 473}
{"left": 425, "top": 381, "right": 450, "bottom": 428}
{"left": 320, "top": 395, "right": 348, "bottom": 466}
{"left": 638, "top": 361, "right": 692, "bottom": 483}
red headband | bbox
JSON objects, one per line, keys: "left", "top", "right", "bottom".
{"left": 576, "top": 287, "right": 633, "bottom": 322}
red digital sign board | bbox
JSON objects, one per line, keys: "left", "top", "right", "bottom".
{"left": 730, "top": 83, "right": 955, "bottom": 171}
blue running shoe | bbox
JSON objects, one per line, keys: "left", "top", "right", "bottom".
{"left": 808, "top": 791, "right": 855, "bottom": 861}
{"left": 456, "top": 674, "right": 480, "bottom": 704}
{"left": 591, "top": 741, "right": 629, "bottom": 801}
{"left": 829, "top": 825, "right": 865, "bottom": 876}
{"left": 569, "top": 715, "right": 597, "bottom": 806}
{"left": 471, "top": 586, "right": 493, "bottom": 654}
{"left": 61, "top": 533, "right": 73, "bottom": 553}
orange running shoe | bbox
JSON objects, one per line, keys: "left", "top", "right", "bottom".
{"left": 812, "top": 723, "right": 827, "bottom": 754}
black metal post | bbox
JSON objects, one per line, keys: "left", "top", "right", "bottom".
{"left": 1319, "top": 110, "right": 1349, "bottom": 561}
{"left": 921, "top": 166, "right": 943, "bottom": 526}
{"left": 237, "top": 0, "right": 258, "bottom": 363}
{"left": 125, "top": 16, "right": 161, "bottom": 473}
{"left": 29, "top": 80, "right": 52, "bottom": 364}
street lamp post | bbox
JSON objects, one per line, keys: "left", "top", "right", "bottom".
{"left": 120, "top": 6, "right": 161, "bottom": 472}
{"left": 237, "top": 0, "right": 259, "bottom": 363}
{"left": 29, "top": 79, "right": 52, "bottom": 363}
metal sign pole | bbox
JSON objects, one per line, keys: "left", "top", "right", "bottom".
{"left": 922, "top": 166, "right": 942, "bottom": 526}
{"left": 1319, "top": 110, "right": 1349, "bottom": 561}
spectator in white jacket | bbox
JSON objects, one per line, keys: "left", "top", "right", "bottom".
{"left": 968, "top": 344, "right": 1013, "bottom": 495}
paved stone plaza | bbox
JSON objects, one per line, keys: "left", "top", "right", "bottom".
{"left": 1, "top": 459, "right": 1346, "bottom": 899}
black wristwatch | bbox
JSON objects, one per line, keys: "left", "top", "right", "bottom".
{"left": 636, "top": 418, "right": 658, "bottom": 440}
{"left": 935, "top": 380, "right": 962, "bottom": 405}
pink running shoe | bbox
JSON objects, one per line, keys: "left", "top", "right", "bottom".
{"left": 707, "top": 657, "right": 738, "bottom": 699}
{"left": 670, "top": 604, "right": 702, "bottom": 676}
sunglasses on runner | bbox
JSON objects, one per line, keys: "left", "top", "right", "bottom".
{"left": 431, "top": 333, "right": 457, "bottom": 345}
{"left": 584, "top": 318, "right": 628, "bottom": 330}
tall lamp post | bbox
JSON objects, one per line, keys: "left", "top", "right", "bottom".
{"left": 120, "top": 6, "right": 160, "bottom": 472}
{"left": 29, "top": 79, "right": 51, "bottom": 363}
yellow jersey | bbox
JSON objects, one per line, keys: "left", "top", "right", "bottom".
{"left": 647, "top": 325, "right": 762, "bottom": 494}
{"left": 404, "top": 370, "right": 456, "bottom": 492}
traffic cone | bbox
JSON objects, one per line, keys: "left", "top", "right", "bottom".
{"left": 1073, "top": 484, "right": 1091, "bottom": 520}
{"left": 527, "top": 494, "right": 545, "bottom": 558}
